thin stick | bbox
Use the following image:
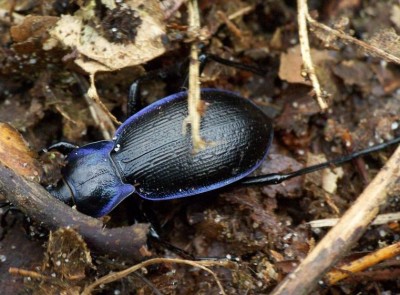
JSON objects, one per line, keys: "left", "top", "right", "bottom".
{"left": 184, "top": 0, "right": 207, "bottom": 151}
{"left": 297, "top": 0, "right": 328, "bottom": 110}
{"left": 217, "top": 10, "right": 243, "bottom": 38}
{"left": 270, "top": 145, "right": 400, "bottom": 295}
{"left": 228, "top": 5, "right": 254, "bottom": 20}
{"left": 82, "top": 257, "right": 232, "bottom": 295}
{"left": 309, "top": 212, "right": 400, "bottom": 228}
{"left": 0, "top": 8, "right": 24, "bottom": 25}
{"left": 87, "top": 73, "right": 119, "bottom": 138}
{"left": 0, "top": 163, "right": 149, "bottom": 261}
{"left": 325, "top": 241, "right": 400, "bottom": 285}
{"left": 73, "top": 73, "right": 117, "bottom": 140}
{"left": 306, "top": 14, "right": 400, "bottom": 65}
{"left": 9, "top": 267, "right": 51, "bottom": 280}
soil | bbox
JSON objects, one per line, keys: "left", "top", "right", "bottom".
{"left": 1, "top": 0, "right": 400, "bottom": 294}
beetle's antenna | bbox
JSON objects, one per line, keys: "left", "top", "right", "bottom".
{"left": 241, "top": 136, "right": 400, "bottom": 186}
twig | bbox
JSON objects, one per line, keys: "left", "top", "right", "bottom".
{"left": 9, "top": 267, "right": 51, "bottom": 280}
{"left": 87, "top": 73, "right": 119, "bottom": 138}
{"left": 73, "top": 73, "right": 117, "bottom": 140}
{"left": 309, "top": 212, "right": 400, "bottom": 228}
{"left": 82, "top": 257, "right": 233, "bottom": 295}
{"left": 0, "top": 163, "right": 149, "bottom": 261}
{"left": 306, "top": 15, "right": 400, "bottom": 65}
{"left": 325, "top": 241, "right": 400, "bottom": 285}
{"left": 217, "top": 10, "right": 243, "bottom": 38}
{"left": 270, "top": 145, "right": 400, "bottom": 295}
{"left": 184, "top": 0, "right": 207, "bottom": 152}
{"left": 0, "top": 8, "right": 24, "bottom": 25}
{"left": 228, "top": 5, "right": 254, "bottom": 20}
{"left": 297, "top": 0, "right": 328, "bottom": 110}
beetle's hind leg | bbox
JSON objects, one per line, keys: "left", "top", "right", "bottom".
{"left": 200, "top": 53, "right": 267, "bottom": 76}
{"left": 240, "top": 135, "right": 400, "bottom": 186}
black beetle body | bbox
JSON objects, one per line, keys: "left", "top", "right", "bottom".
{"left": 49, "top": 89, "right": 273, "bottom": 217}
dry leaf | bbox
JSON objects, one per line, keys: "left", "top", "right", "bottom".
{"left": 368, "top": 28, "right": 400, "bottom": 58}
{"left": 332, "top": 60, "right": 374, "bottom": 89}
{"left": 279, "top": 45, "right": 335, "bottom": 84}
{"left": 0, "top": 123, "right": 42, "bottom": 182}
{"left": 44, "top": 0, "right": 166, "bottom": 74}
{"left": 306, "top": 153, "right": 343, "bottom": 195}
{"left": 10, "top": 15, "right": 59, "bottom": 53}
{"left": 390, "top": 5, "right": 400, "bottom": 29}
{"left": 46, "top": 228, "right": 92, "bottom": 281}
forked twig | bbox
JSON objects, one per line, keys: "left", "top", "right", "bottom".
{"left": 184, "top": 0, "right": 207, "bottom": 151}
{"left": 82, "top": 257, "right": 233, "bottom": 295}
{"left": 271, "top": 145, "right": 400, "bottom": 294}
{"left": 306, "top": 15, "right": 400, "bottom": 65}
{"left": 297, "top": 0, "right": 328, "bottom": 110}
{"left": 325, "top": 241, "right": 400, "bottom": 285}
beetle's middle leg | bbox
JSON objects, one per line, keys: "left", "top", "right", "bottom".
{"left": 128, "top": 61, "right": 189, "bottom": 116}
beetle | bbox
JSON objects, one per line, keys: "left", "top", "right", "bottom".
{"left": 47, "top": 86, "right": 400, "bottom": 218}
{"left": 48, "top": 88, "right": 273, "bottom": 217}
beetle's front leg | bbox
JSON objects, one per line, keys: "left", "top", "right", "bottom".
{"left": 41, "top": 142, "right": 78, "bottom": 155}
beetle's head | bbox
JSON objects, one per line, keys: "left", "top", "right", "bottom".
{"left": 47, "top": 180, "right": 74, "bottom": 206}
{"left": 47, "top": 141, "right": 135, "bottom": 217}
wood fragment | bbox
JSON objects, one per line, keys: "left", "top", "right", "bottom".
{"left": 325, "top": 242, "right": 400, "bottom": 285}
{"left": 297, "top": 0, "right": 328, "bottom": 110}
{"left": 306, "top": 15, "right": 400, "bottom": 65}
{"left": 82, "top": 257, "right": 233, "bottom": 295}
{"left": 271, "top": 145, "right": 400, "bottom": 294}
{"left": 309, "top": 212, "right": 400, "bottom": 228}
{"left": 184, "top": 0, "right": 207, "bottom": 152}
{"left": 0, "top": 163, "right": 149, "bottom": 261}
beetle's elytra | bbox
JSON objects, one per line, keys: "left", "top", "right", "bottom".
{"left": 49, "top": 89, "right": 273, "bottom": 217}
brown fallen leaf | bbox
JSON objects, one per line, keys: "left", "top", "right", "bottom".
{"left": 10, "top": 228, "right": 93, "bottom": 294}
{"left": 46, "top": 228, "right": 93, "bottom": 281}
{"left": 368, "top": 28, "right": 400, "bottom": 59}
{"left": 10, "top": 15, "right": 59, "bottom": 54}
{"left": 332, "top": 60, "right": 374, "bottom": 90}
{"left": 43, "top": 0, "right": 167, "bottom": 74}
{"left": 0, "top": 123, "right": 42, "bottom": 182}
{"left": 279, "top": 45, "right": 335, "bottom": 85}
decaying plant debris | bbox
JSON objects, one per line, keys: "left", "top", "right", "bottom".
{"left": 1, "top": 0, "right": 400, "bottom": 294}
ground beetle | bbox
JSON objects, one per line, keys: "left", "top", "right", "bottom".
{"left": 47, "top": 86, "right": 400, "bottom": 218}
{"left": 48, "top": 88, "right": 274, "bottom": 217}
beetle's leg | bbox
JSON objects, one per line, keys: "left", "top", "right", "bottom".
{"left": 143, "top": 203, "right": 241, "bottom": 261}
{"left": 128, "top": 78, "right": 143, "bottom": 116}
{"left": 181, "top": 52, "right": 266, "bottom": 88}
{"left": 200, "top": 53, "right": 266, "bottom": 76}
{"left": 0, "top": 203, "right": 20, "bottom": 241}
{"left": 147, "top": 229, "right": 196, "bottom": 260}
{"left": 128, "top": 62, "right": 188, "bottom": 116}
{"left": 41, "top": 142, "right": 78, "bottom": 155}
{"left": 241, "top": 135, "right": 400, "bottom": 186}
{"left": 148, "top": 230, "right": 240, "bottom": 262}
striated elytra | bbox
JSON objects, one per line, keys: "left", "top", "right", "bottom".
{"left": 48, "top": 89, "right": 274, "bottom": 217}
